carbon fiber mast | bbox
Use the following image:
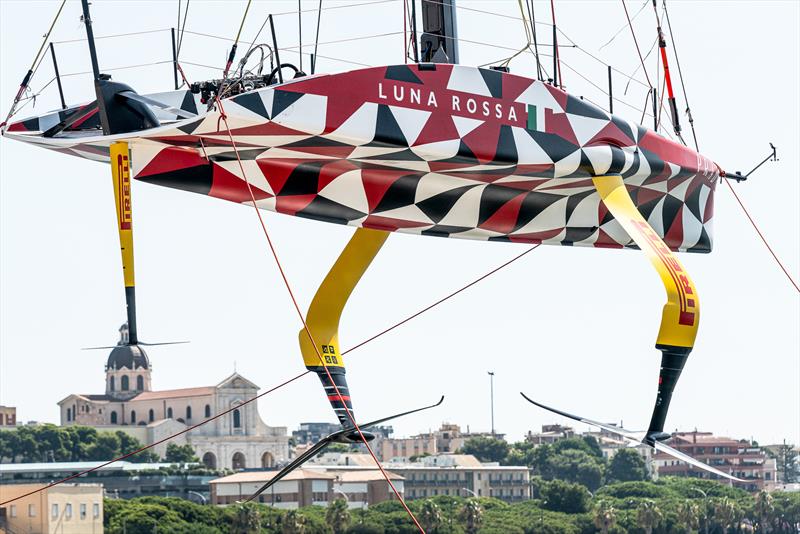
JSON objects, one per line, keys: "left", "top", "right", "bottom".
{"left": 79, "top": 0, "right": 184, "bottom": 351}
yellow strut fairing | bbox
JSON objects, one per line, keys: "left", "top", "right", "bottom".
{"left": 593, "top": 175, "right": 699, "bottom": 348}
{"left": 110, "top": 142, "right": 135, "bottom": 288}
{"left": 299, "top": 228, "right": 390, "bottom": 369}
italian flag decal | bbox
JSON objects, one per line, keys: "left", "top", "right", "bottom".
{"left": 527, "top": 104, "right": 547, "bottom": 132}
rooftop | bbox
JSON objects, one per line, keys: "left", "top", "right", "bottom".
{"left": 210, "top": 469, "right": 337, "bottom": 484}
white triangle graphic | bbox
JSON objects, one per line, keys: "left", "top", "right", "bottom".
{"left": 446, "top": 65, "right": 492, "bottom": 97}
{"left": 331, "top": 102, "right": 378, "bottom": 145}
{"left": 452, "top": 115, "right": 484, "bottom": 138}
{"left": 567, "top": 114, "right": 609, "bottom": 146}
{"left": 390, "top": 105, "right": 431, "bottom": 146}
{"left": 319, "top": 169, "right": 369, "bottom": 214}
{"left": 515, "top": 80, "right": 563, "bottom": 112}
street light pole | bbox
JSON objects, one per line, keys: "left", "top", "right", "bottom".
{"left": 487, "top": 371, "right": 495, "bottom": 436}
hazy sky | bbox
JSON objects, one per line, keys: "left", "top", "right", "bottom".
{"left": 1, "top": 1, "right": 798, "bottom": 447}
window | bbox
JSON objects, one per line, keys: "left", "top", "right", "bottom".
{"left": 93, "top": 503, "right": 100, "bottom": 518}
{"left": 67, "top": 408, "right": 71, "bottom": 422}
{"left": 149, "top": 409, "right": 154, "bottom": 422}
{"left": 136, "top": 375, "right": 144, "bottom": 390}
{"left": 186, "top": 406, "right": 192, "bottom": 420}
{"left": 28, "top": 504, "right": 36, "bottom": 517}
{"left": 10, "top": 505, "right": 16, "bottom": 518}
{"left": 167, "top": 407, "right": 173, "bottom": 418}
{"left": 233, "top": 408, "right": 241, "bottom": 428}
{"left": 205, "top": 404, "right": 211, "bottom": 418}
{"left": 110, "top": 376, "right": 115, "bottom": 391}
{"left": 65, "top": 503, "right": 72, "bottom": 519}
{"left": 52, "top": 503, "right": 59, "bottom": 518}
{"left": 80, "top": 503, "right": 87, "bottom": 519}
{"left": 130, "top": 410, "right": 136, "bottom": 424}
{"left": 110, "top": 411, "right": 118, "bottom": 424}
{"left": 121, "top": 375, "right": 129, "bottom": 391}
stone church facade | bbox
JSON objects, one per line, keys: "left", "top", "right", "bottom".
{"left": 58, "top": 325, "right": 288, "bottom": 470}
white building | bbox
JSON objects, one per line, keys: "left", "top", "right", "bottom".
{"left": 58, "top": 325, "right": 288, "bottom": 470}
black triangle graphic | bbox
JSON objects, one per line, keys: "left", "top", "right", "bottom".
{"left": 513, "top": 191, "right": 564, "bottom": 233}
{"left": 271, "top": 90, "right": 304, "bottom": 118}
{"left": 371, "top": 104, "right": 407, "bottom": 147}
{"left": 416, "top": 185, "right": 477, "bottom": 224}
{"left": 385, "top": 65, "right": 423, "bottom": 84}
{"left": 478, "top": 68, "right": 503, "bottom": 99}
{"left": 234, "top": 91, "right": 270, "bottom": 119}
{"left": 180, "top": 90, "right": 199, "bottom": 115}
{"left": 478, "top": 183, "right": 525, "bottom": 226}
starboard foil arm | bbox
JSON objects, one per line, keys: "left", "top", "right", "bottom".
{"left": 300, "top": 227, "right": 390, "bottom": 427}
{"left": 519, "top": 393, "right": 743, "bottom": 482}
{"left": 592, "top": 174, "right": 699, "bottom": 442}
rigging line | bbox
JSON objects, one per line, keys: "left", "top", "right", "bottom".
{"left": 499, "top": 0, "right": 539, "bottom": 68}
{"left": 221, "top": 0, "right": 253, "bottom": 80}
{"left": 213, "top": 97, "right": 424, "bottom": 532}
{"left": 554, "top": 30, "right": 651, "bottom": 91}
{"left": 1, "top": 0, "right": 67, "bottom": 130}
{"left": 0, "top": 371, "right": 309, "bottom": 507}
{"left": 526, "top": 0, "right": 544, "bottom": 81}
{"left": 0, "top": 225, "right": 539, "bottom": 508}
{"left": 663, "top": 0, "right": 698, "bottom": 152}
{"left": 600, "top": 0, "right": 649, "bottom": 50}
{"left": 298, "top": 0, "right": 303, "bottom": 72}
{"left": 549, "top": 0, "right": 563, "bottom": 88}
{"left": 52, "top": 28, "right": 171, "bottom": 45}
{"left": 344, "top": 245, "right": 539, "bottom": 356}
{"left": 177, "top": 0, "right": 191, "bottom": 57}
{"left": 270, "top": 0, "right": 396, "bottom": 18}
{"left": 312, "top": 0, "right": 322, "bottom": 74}
{"left": 621, "top": 0, "right": 653, "bottom": 88}
{"left": 724, "top": 180, "right": 800, "bottom": 294}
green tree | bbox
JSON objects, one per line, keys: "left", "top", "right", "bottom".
{"left": 545, "top": 448, "right": 604, "bottom": 491}
{"left": 636, "top": 499, "right": 663, "bottom": 534}
{"left": 769, "top": 442, "right": 799, "bottom": 483}
{"left": 607, "top": 448, "right": 648, "bottom": 483}
{"left": 166, "top": 443, "right": 199, "bottom": 463}
{"left": 593, "top": 500, "right": 617, "bottom": 534}
{"left": 677, "top": 500, "right": 701, "bottom": 533}
{"left": 754, "top": 490, "right": 774, "bottom": 532}
{"left": 229, "top": 503, "right": 261, "bottom": 534}
{"left": 326, "top": 498, "right": 352, "bottom": 534}
{"left": 712, "top": 497, "right": 739, "bottom": 534}
{"left": 458, "top": 499, "right": 483, "bottom": 534}
{"left": 281, "top": 509, "right": 307, "bottom": 534}
{"left": 419, "top": 499, "right": 444, "bottom": 533}
{"left": 539, "top": 479, "right": 591, "bottom": 514}
{"left": 459, "top": 436, "right": 509, "bottom": 463}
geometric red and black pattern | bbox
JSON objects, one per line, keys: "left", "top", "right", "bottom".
{"left": 4, "top": 64, "right": 719, "bottom": 252}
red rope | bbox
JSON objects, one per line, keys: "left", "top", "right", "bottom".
{"left": 213, "top": 96, "right": 425, "bottom": 532}
{"left": 724, "top": 180, "right": 799, "bottom": 293}
{"left": 0, "top": 371, "right": 308, "bottom": 507}
{"left": 0, "top": 224, "right": 536, "bottom": 508}
{"left": 344, "top": 245, "right": 539, "bottom": 356}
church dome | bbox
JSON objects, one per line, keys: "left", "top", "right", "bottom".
{"left": 106, "top": 323, "right": 150, "bottom": 370}
{"left": 106, "top": 343, "right": 150, "bottom": 370}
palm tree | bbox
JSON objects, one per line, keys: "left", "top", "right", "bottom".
{"left": 326, "top": 498, "right": 352, "bottom": 534}
{"left": 230, "top": 503, "right": 261, "bottom": 534}
{"left": 754, "top": 490, "right": 774, "bottom": 533}
{"left": 281, "top": 509, "right": 307, "bottom": 534}
{"left": 677, "top": 500, "right": 701, "bottom": 534}
{"left": 712, "top": 497, "right": 739, "bottom": 534}
{"left": 593, "top": 500, "right": 617, "bottom": 534}
{"left": 637, "top": 499, "right": 663, "bottom": 534}
{"left": 420, "top": 499, "right": 443, "bottom": 533}
{"left": 459, "top": 499, "right": 483, "bottom": 534}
